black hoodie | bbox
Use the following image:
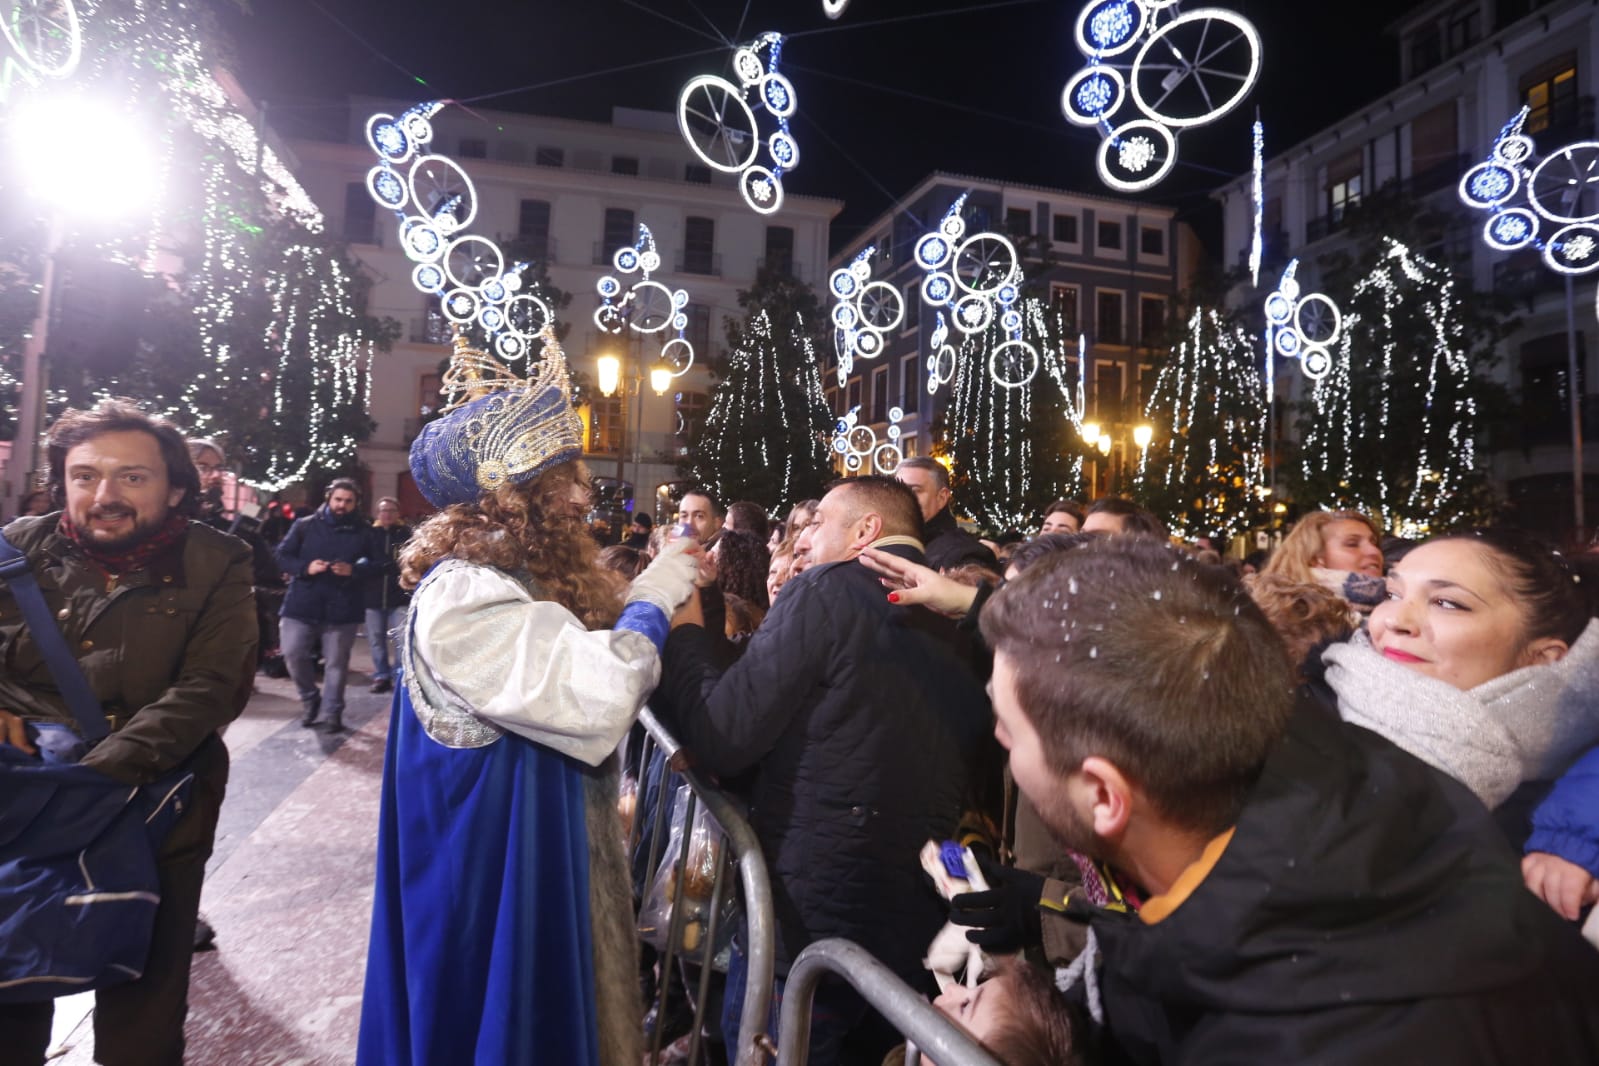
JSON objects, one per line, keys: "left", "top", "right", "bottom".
{"left": 1087, "top": 694, "right": 1599, "bottom": 1065}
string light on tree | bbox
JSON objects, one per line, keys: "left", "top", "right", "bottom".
{"left": 1062, "top": 1, "right": 1261, "bottom": 193}
{"left": 677, "top": 32, "right": 799, "bottom": 215}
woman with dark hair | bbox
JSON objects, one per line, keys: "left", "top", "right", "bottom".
{"left": 711, "top": 527, "right": 770, "bottom": 610}
{"left": 358, "top": 332, "right": 700, "bottom": 1066}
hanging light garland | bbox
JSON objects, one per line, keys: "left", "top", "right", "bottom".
{"left": 1459, "top": 107, "right": 1599, "bottom": 275}
{"left": 677, "top": 32, "right": 799, "bottom": 216}
{"left": 594, "top": 222, "right": 695, "bottom": 376}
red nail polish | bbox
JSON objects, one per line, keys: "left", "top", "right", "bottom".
{"left": 888, "top": 592, "right": 900, "bottom": 603}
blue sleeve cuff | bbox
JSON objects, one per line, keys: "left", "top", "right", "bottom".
{"left": 616, "top": 600, "right": 669, "bottom": 654}
{"left": 1525, "top": 829, "right": 1599, "bottom": 879}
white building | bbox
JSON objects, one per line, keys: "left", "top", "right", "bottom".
{"left": 290, "top": 97, "right": 841, "bottom": 522}
{"left": 1214, "top": 0, "right": 1598, "bottom": 539}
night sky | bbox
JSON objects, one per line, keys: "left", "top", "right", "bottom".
{"left": 220, "top": 0, "right": 1412, "bottom": 251}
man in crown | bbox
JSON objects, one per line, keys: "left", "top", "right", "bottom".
{"left": 356, "top": 330, "right": 701, "bottom": 1066}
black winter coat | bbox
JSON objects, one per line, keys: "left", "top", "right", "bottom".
{"left": 1087, "top": 694, "right": 1599, "bottom": 1065}
{"left": 921, "top": 508, "right": 997, "bottom": 574}
{"left": 275, "top": 507, "right": 374, "bottom": 625}
{"left": 362, "top": 523, "right": 413, "bottom": 612}
{"left": 656, "top": 542, "right": 993, "bottom": 982}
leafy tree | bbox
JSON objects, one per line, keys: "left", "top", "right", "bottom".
{"left": 686, "top": 307, "right": 832, "bottom": 512}
{"left": 1136, "top": 308, "right": 1268, "bottom": 538}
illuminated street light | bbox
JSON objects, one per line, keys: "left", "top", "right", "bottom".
{"left": 1133, "top": 424, "right": 1154, "bottom": 449}
{"left": 649, "top": 363, "right": 673, "bottom": 396}
{"left": 596, "top": 353, "right": 621, "bottom": 398}
{"left": 1080, "top": 421, "right": 1101, "bottom": 447}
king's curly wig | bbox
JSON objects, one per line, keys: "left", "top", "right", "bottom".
{"left": 400, "top": 460, "right": 620, "bottom": 629}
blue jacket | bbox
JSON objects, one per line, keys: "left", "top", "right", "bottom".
{"left": 1527, "top": 746, "right": 1599, "bottom": 877}
{"left": 276, "top": 506, "right": 375, "bottom": 625}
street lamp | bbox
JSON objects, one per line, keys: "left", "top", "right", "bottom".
{"left": 595, "top": 347, "right": 673, "bottom": 492}
{"left": 3, "top": 93, "right": 157, "bottom": 518}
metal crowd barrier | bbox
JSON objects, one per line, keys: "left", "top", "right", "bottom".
{"left": 632, "top": 708, "right": 776, "bottom": 1066}
{"left": 776, "top": 939, "right": 1002, "bottom": 1066}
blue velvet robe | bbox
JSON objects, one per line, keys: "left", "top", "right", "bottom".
{"left": 357, "top": 679, "right": 599, "bottom": 1066}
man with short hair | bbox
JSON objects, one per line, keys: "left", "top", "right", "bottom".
{"left": 978, "top": 537, "right": 1599, "bottom": 1063}
{"left": 658, "top": 476, "right": 993, "bottom": 1063}
{"left": 675, "top": 489, "right": 723, "bottom": 545}
{"left": 894, "top": 457, "right": 997, "bottom": 573}
{"left": 362, "top": 498, "right": 412, "bottom": 695}
{"left": 724, "top": 500, "right": 770, "bottom": 543}
{"left": 1080, "top": 495, "right": 1166, "bottom": 537}
{"left": 276, "top": 478, "right": 373, "bottom": 731}
{"left": 0, "top": 399, "right": 258, "bottom": 1064}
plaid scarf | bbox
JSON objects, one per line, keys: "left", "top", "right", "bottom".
{"left": 58, "top": 510, "right": 191, "bottom": 577}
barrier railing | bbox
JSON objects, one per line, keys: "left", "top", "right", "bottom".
{"left": 776, "top": 939, "right": 1001, "bottom": 1066}
{"left": 631, "top": 708, "right": 776, "bottom": 1066}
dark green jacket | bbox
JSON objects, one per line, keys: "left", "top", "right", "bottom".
{"left": 0, "top": 513, "right": 258, "bottom": 784}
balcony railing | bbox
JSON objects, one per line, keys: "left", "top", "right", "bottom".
{"left": 677, "top": 251, "right": 722, "bottom": 277}
{"left": 757, "top": 256, "right": 805, "bottom": 281}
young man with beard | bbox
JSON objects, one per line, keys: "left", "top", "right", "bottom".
{"left": 977, "top": 536, "right": 1599, "bottom": 1064}
{"left": 0, "top": 399, "right": 258, "bottom": 1064}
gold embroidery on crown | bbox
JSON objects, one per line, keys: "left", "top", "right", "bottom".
{"left": 439, "top": 325, "right": 586, "bottom": 491}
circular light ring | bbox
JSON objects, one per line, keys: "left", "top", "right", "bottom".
{"left": 733, "top": 48, "right": 765, "bottom": 87}
{"left": 478, "top": 306, "right": 506, "bottom": 331}
{"left": 853, "top": 329, "right": 885, "bottom": 357}
{"left": 495, "top": 333, "right": 527, "bottom": 359}
{"left": 872, "top": 443, "right": 904, "bottom": 475}
{"left": 1001, "top": 308, "right": 1023, "bottom": 333}
{"left": 1300, "top": 344, "right": 1333, "bottom": 381}
{"left": 594, "top": 304, "right": 626, "bottom": 334}
{"left": 597, "top": 275, "right": 623, "bottom": 298}
{"left": 1129, "top": 9, "right": 1262, "bottom": 129}
{"left": 614, "top": 247, "right": 641, "bottom": 273}
{"left": 931, "top": 344, "right": 958, "bottom": 385}
{"left": 832, "top": 435, "right": 851, "bottom": 454}
{"left": 504, "top": 273, "right": 524, "bottom": 292}
{"left": 505, "top": 294, "right": 552, "bottom": 337}
{"left": 921, "top": 271, "right": 957, "bottom": 306}
{"left": 640, "top": 249, "right": 663, "bottom": 273}
{"left": 661, "top": 337, "right": 696, "bottom": 376}
{"left": 678, "top": 74, "right": 762, "bottom": 174}
{"left": 952, "top": 294, "right": 994, "bottom": 334}
{"left": 400, "top": 218, "right": 446, "bottom": 263}
{"left": 441, "top": 288, "right": 479, "bottom": 324}
{"left": 1458, "top": 161, "right": 1520, "bottom": 209}
{"left": 1097, "top": 119, "right": 1178, "bottom": 193}
{"left": 1263, "top": 291, "right": 1293, "bottom": 325}
{"left": 1294, "top": 293, "right": 1342, "bottom": 346}
{"left": 843, "top": 453, "right": 864, "bottom": 472}
{"left": 1274, "top": 327, "right": 1302, "bottom": 358}
{"left": 887, "top": 424, "right": 902, "bottom": 440}
{"left": 850, "top": 258, "right": 873, "bottom": 281}
{"left": 1279, "top": 276, "right": 1302, "bottom": 302}
{"left": 408, "top": 155, "right": 478, "bottom": 234}
{"left": 889, "top": 405, "right": 905, "bottom": 422}
{"left": 847, "top": 425, "right": 877, "bottom": 453}
{"left": 940, "top": 215, "right": 966, "bottom": 240}
{"left": 628, "top": 280, "right": 680, "bottom": 332}
{"left": 2, "top": 0, "right": 82, "bottom": 77}
{"left": 1543, "top": 222, "right": 1599, "bottom": 274}
{"left": 953, "top": 232, "right": 1020, "bottom": 295}
{"left": 833, "top": 301, "right": 860, "bottom": 329}
{"left": 444, "top": 235, "right": 506, "bottom": 291}
{"left": 823, "top": 0, "right": 850, "bottom": 18}
{"left": 760, "top": 73, "right": 797, "bottom": 118}
{"left": 480, "top": 278, "right": 509, "bottom": 304}
{"left": 1483, "top": 207, "right": 1539, "bottom": 252}
{"left": 769, "top": 131, "right": 800, "bottom": 170}
{"left": 916, "top": 234, "right": 952, "bottom": 269}
{"left": 1074, "top": 0, "right": 1149, "bottom": 59}
{"left": 830, "top": 268, "right": 859, "bottom": 299}
{"left": 1528, "top": 142, "right": 1599, "bottom": 223}
{"left": 1493, "top": 134, "right": 1536, "bottom": 167}
{"left": 366, "top": 114, "right": 412, "bottom": 163}
{"left": 741, "top": 165, "right": 785, "bottom": 215}
{"left": 411, "top": 262, "right": 446, "bottom": 294}
{"left": 1062, "top": 65, "right": 1126, "bottom": 127}
{"left": 990, "top": 340, "right": 1041, "bottom": 388}
{"left": 857, "top": 281, "right": 906, "bottom": 331}
{"left": 402, "top": 112, "right": 434, "bottom": 145}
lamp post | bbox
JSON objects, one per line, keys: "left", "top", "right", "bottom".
{"left": 1079, "top": 420, "right": 1154, "bottom": 496}
{"left": 595, "top": 336, "right": 671, "bottom": 497}
{"left": 3, "top": 94, "right": 157, "bottom": 518}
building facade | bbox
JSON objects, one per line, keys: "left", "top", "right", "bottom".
{"left": 825, "top": 172, "right": 1198, "bottom": 500}
{"left": 291, "top": 97, "right": 841, "bottom": 522}
{"left": 1214, "top": 0, "right": 1599, "bottom": 539}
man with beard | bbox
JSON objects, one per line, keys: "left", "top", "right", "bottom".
{"left": 0, "top": 399, "right": 258, "bottom": 1064}
{"left": 276, "top": 478, "right": 373, "bottom": 732}
{"left": 974, "top": 536, "right": 1599, "bottom": 1064}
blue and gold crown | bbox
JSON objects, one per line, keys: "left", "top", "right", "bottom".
{"left": 408, "top": 328, "right": 585, "bottom": 509}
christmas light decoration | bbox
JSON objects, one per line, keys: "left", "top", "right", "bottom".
{"left": 822, "top": 0, "right": 851, "bottom": 17}
{"left": 1300, "top": 240, "right": 1486, "bottom": 537}
{"left": 913, "top": 193, "right": 1032, "bottom": 388}
{"left": 594, "top": 222, "right": 694, "bottom": 376}
{"left": 678, "top": 32, "right": 799, "bottom": 216}
{"left": 1263, "top": 258, "right": 1340, "bottom": 385}
{"left": 831, "top": 404, "right": 905, "bottom": 474}
{"left": 0, "top": 0, "right": 82, "bottom": 103}
{"left": 1249, "top": 118, "right": 1264, "bottom": 286}
{"left": 1063, "top": 1, "right": 1261, "bottom": 193}
{"left": 1460, "top": 107, "right": 1599, "bottom": 275}
{"left": 1135, "top": 308, "right": 1265, "bottom": 538}
{"left": 829, "top": 244, "right": 903, "bottom": 385}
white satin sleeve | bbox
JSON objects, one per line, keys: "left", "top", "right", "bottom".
{"left": 410, "top": 562, "right": 661, "bottom": 766}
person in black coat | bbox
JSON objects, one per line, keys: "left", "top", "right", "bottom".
{"left": 893, "top": 457, "right": 997, "bottom": 574}
{"left": 362, "top": 497, "right": 412, "bottom": 694}
{"left": 975, "top": 536, "right": 1599, "bottom": 1065}
{"left": 655, "top": 476, "right": 994, "bottom": 1065}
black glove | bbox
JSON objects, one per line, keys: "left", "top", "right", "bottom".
{"left": 947, "top": 854, "right": 1046, "bottom": 952}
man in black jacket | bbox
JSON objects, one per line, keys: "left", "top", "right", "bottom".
{"left": 977, "top": 537, "right": 1599, "bottom": 1064}
{"left": 361, "top": 497, "right": 411, "bottom": 695}
{"left": 657, "top": 476, "right": 993, "bottom": 1065}
{"left": 893, "top": 458, "right": 996, "bottom": 574}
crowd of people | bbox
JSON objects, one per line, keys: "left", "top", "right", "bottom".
{"left": 2, "top": 390, "right": 1598, "bottom": 1066}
